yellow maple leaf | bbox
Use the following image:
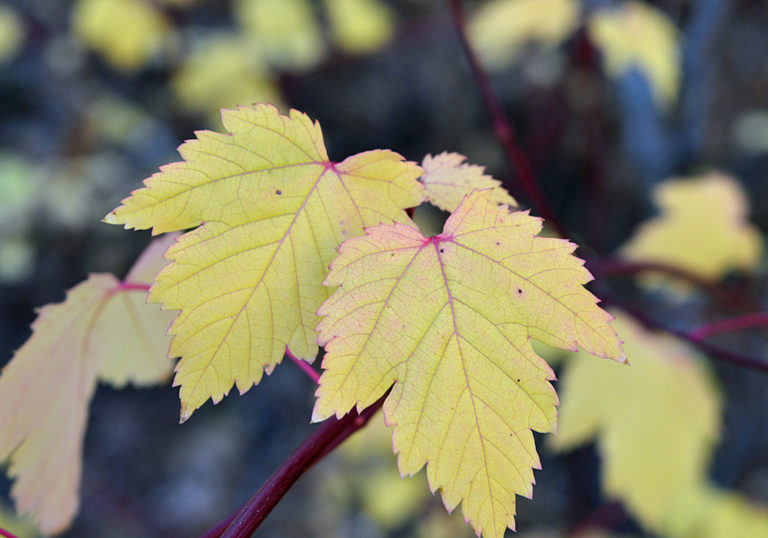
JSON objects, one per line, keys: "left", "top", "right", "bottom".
{"left": 551, "top": 313, "right": 721, "bottom": 533}
{"left": 104, "top": 104, "right": 424, "bottom": 421}
{"left": 0, "top": 237, "right": 175, "bottom": 535}
{"left": 469, "top": 0, "right": 580, "bottom": 70}
{"left": 588, "top": 1, "right": 680, "bottom": 108}
{"left": 421, "top": 152, "right": 517, "bottom": 213}
{"left": 622, "top": 172, "right": 762, "bottom": 282}
{"left": 313, "top": 190, "right": 624, "bottom": 538}
{"left": 72, "top": 0, "right": 170, "bottom": 71}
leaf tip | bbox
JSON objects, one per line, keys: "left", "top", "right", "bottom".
{"left": 102, "top": 211, "right": 119, "bottom": 225}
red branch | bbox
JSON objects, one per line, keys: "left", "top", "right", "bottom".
{"left": 601, "top": 294, "right": 768, "bottom": 373}
{"left": 592, "top": 259, "right": 721, "bottom": 295}
{"left": 116, "top": 281, "right": 152, "bottom": 292}
{"left": 286, "top": 346, "right": 320, "bottom": 384}
{"left": 688, "top": 313, "right": 768, "bottom": 341}
{"left": 445, "top": 0, "right": 568, "bottom": 240}
{"left": 202, "top": 389, "right": 390, "bottom": 538}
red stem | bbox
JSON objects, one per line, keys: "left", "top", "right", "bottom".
{"left": 116, "top": 281, "right": 152, "bottom": 292}
{"left": 445, "top": 0, "right": 569, "bottom": 240}
{"left": 286, "top": 346, "right": 320, "bottom": 384}
{"left": 688, "top": 313, "right": 768, "bottom": 341}
{"left": 202, "top": 389, "right": 390, "bottom": 538}
{"left": 0, "top": 528, "right": 18, "bottom": 538}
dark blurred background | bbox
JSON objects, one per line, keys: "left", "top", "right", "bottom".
{"left": 1, "top": 0, "right": 768, "bottom": 536}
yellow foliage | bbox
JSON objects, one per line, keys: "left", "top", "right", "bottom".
{"left": 420, "top": 152, "right": 517, "bottom": 212}
{"left": 235, "top": 0, "right": 325, "bottom": 70}
{"left": 172, "top": 34, "right": 281, "bottom": 121}
{"left": 469, "top": 0, "right": 580, "bottom": 69}
{"left": 314, "top": 190, "right": 624, "bottom": 537}
{"left": 0, "top": 5, "right": 24, "bottom": 64}
{"left": 552, "top": 313, "right": 722, "bottom": 533}
{"left": 588, "top": 1, "right": 680, "bottom": 108}
{"left": 105, "top": 104, "right": 424, "bottom": 421}
{"left": 0, "top": 237, "right": 175, "bottom": 535}
{"left": 622, "top": 173, "right": 762, "bottom": 282}
{"left": 324, "top": 0, "right": 394, "bottom": 54}
{"left": 72, "top": 0, "right": 169, "bottom": 71}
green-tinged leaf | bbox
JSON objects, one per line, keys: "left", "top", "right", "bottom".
{"left": 104, "top": 104, "right": 424, "bottom": 421}
{"left": 551, "top": 313, "right": 720, "bottom": 533}
{"left": 420, "top": 152, "right": 516, "bottom": 212}
{"left": 0, "top": 237, "right": 175, "bottom": 535}
{"left": 622, "top": 173, "right": 762, "bottom": 283}
{"left": 314, "top": 189, "right": 624, "bottom": 538}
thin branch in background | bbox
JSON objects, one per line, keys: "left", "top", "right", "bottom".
{"left": 688, "top": 313, "right": 768, "bottom": 340}
{"left": 116, "top": 282, "right": 152, "bottom": 292}
{"left": 445, "top": 0, "right": 569, "bottom": 240}
{"left": 592, "top": 258, "right": 719, "bottom": 293}
{"left": 591, "top": 257, "right": 758, "bottom": 309}
{"left": 202, "top": 389, "right": 390, "bottom": 538}
{"left": 600, "top": 293, "right": 768, "bottom": 373}
{"left": 286, "top": 346, "right": 320, "bottom": 384}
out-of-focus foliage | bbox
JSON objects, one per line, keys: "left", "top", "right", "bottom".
{"left": 553, "top": 313, "right": 768, "bottom": 536}
{"left": 469, "top": 0, "right": 579, "bottom": 70}
{"left": 72, "top": 0, "right": 171, "bottom": 71}
{"left": 552, "top": 313, "right": 720, "bottom": 532}
{"left": 470, "top": 0, "right": 680, "bottom": 109}
{"left": 622, "top": 173, "right": 763, "bottom": 283}
{"left": 235, "top": 0, "right": 325, "bottom": 70}
{"left": 171, "top": 34, "right": 281, "bottom": 120}
{"left": 0, "top": 4, "right": 24, "bottom": 64}
{"left": 588, "top": 1, "right": 680, "bottom": 109}
{"left": 324, "top": 0, "right": 394, "bottom": 54}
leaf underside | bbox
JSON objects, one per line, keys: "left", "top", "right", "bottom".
{"left": 313, "top": 189, "right": 624, "bottom": 538}
{"left": 104, "top": 103, "right": 424, "bottom": 421}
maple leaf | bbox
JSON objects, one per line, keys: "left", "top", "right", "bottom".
{"left": 313, "top": 189, "right": 624, "bottom": 538}
{"left": 420, "top": 152, "right": 517, "bottom": 212}
{"left": 551, "top": 313, "right": 721, "bottom": 533}
{"left": 622, "top": 173, "right": 762, "bottom": 282}
{"left": 104, "top": 104, "right": 424, "bottom": 421}
{"left": 0, "top": 237, "right": 175, "bottom": 535}
{"left": 588, "top": 1, "right": 680, "bottom": 108}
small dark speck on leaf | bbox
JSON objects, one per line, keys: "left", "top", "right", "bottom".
{"left": 516, "top": 378, "right": 520, "bottom": 383}
{"left": 517, "top": 288, "right": 522, "bottom": 295}
{"left": 276, "top": 189, "right": 282, "bottom": 195}
{"left": 439, "top": 248, "right": 444, "bottom": 253}
{"left": 495, "top": 241, "right": 500, "bottom": 246}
